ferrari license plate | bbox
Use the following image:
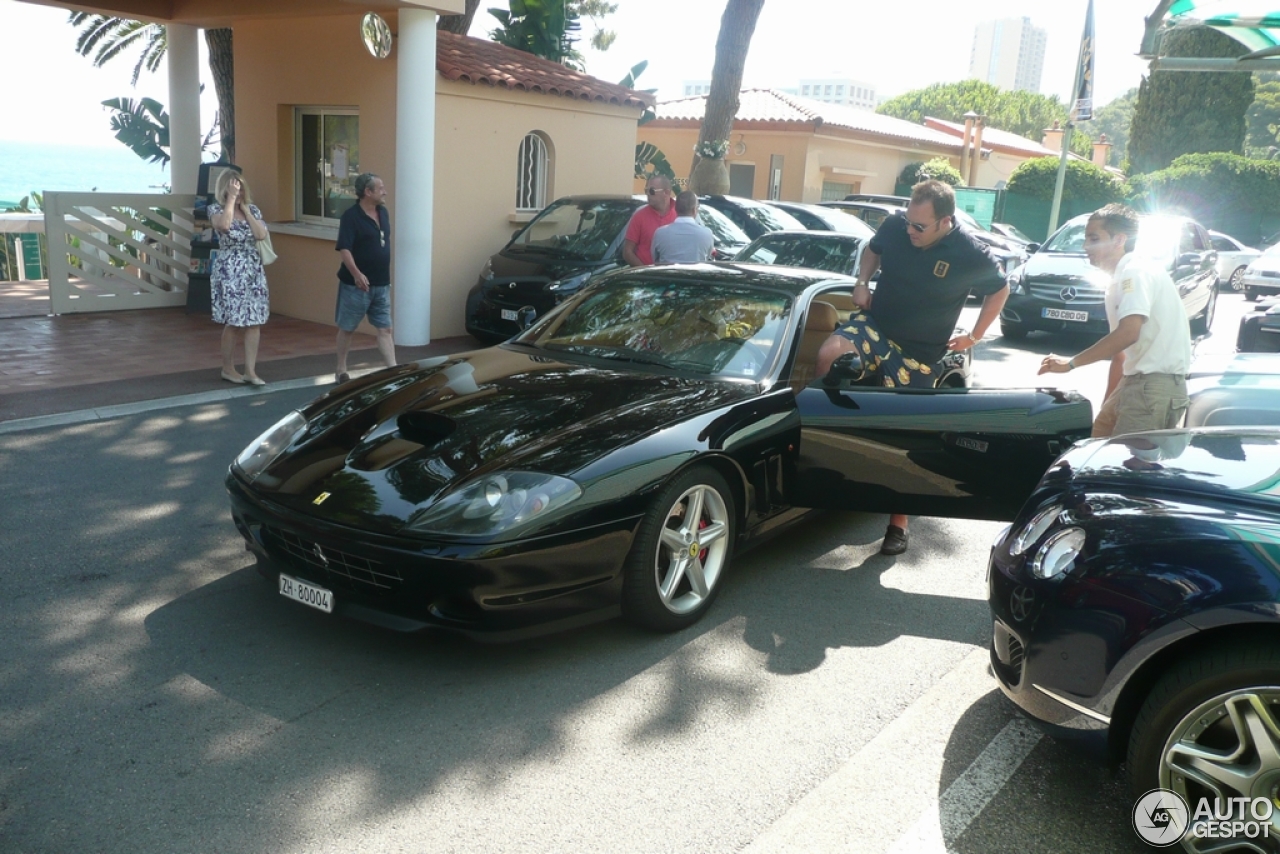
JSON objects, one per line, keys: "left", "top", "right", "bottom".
{"left": 1042, "top": 307, "right": 1089, "bottom": 323}
{"left": 279, "top": 573, "right": 333, "bottom": 613}
{"left": 501, "top": 308, "right": 518, "bottom": 321}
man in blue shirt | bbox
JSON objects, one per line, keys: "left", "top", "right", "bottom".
{"left": 816, "top": 180, "right": 1008, "bottom": 554}
{"left": 334, "top": 172, "right": 396, "bottom": 383}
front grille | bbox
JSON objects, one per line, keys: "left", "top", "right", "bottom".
{"left": 1029, "top": 281, "right": 1104, "bottom": 304}
{"left": 1262, "top": 270, "right": 1280, "bottom": 280}
{"left": 263, "top": 525, "right": 402, "bottom": 594}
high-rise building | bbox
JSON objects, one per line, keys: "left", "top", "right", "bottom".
{"left": 969, "top": 17, "right": 1047, "bottom": 93}
{"left": 682, "top": 80, "right": 712, "bottom": 97}
{"left": 797, "top": 78, "right": 876, "bottom": 111}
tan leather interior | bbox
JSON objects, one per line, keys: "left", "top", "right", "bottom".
{"left": 791, "top": 300, "right": 839, "bottom": 391}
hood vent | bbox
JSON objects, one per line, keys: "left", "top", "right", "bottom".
{"left": 396, "top": 411, "right": 457, "bottom": 446}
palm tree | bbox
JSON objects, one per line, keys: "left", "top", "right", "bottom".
{"left": 67, "top": 13, "right": 235, "bottom": 163}
{"left": 689, "top": 0, "right": 766, "bottom": 194}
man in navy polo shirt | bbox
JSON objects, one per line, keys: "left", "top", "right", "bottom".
{"left": 334, "top": 172, "right": 396, "bottom": 384}
{"left": 816, "top": 180, "right": 1008, "bottom": 555}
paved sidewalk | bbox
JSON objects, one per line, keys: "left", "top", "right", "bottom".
{"left": 0, "top": 281, "right": 475, "bottom": 425}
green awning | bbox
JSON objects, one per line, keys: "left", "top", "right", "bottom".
{"left": 1144, "top": 0, "right": 1280, "bottom": 67}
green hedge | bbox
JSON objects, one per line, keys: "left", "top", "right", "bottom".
{"left": 1126, "top": 152, "right": 1280, "bottom": 219}
{"left": 1006, "top": 156, "right": 1124, "bottom": 205}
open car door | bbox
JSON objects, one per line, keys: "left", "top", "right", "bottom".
{"left": 790, "top": 384, "right": 1094, "bottom": 521}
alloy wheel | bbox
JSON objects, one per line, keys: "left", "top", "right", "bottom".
{"left": 1158, "top": 687, "right": 1280, "bottom": 851}
{"left": 653, "top": 483, "right": 730, "bottom": 616}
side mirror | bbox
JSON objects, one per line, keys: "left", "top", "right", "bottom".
{"left": 1026, "top": 243, "right": 1040, "bottom": 254}
{"left": 1176, "top": 252, "right": 1201, "bottom": 267}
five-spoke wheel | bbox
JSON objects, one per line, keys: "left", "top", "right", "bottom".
{"left": 621, "top": 466, "right": 735, "bottom": 632}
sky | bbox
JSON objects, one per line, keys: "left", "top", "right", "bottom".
{"left": 0, "top": 0, "right": 1159, "bottom": 148}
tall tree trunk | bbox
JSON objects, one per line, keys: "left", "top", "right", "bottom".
{"left": 689, "top": 0, "right": 765, "bottom": 194}
{"left": 438, "top": 0, "right": 482, "bottom": 35}
{"left": 205, "top": 27, "right": 235, "bottom": 163}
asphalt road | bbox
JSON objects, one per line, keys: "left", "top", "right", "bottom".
{"left": 0, "top": 294, "right": 1249, "bottom": 853}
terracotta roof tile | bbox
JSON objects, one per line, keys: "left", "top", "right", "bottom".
{"left": 652, "top": 89, "right": 961, "bottom": 149}
{"left": 923, "top": 117, "right": 1062, "bottom": 157}
{"left": 436, "top": 30, "right": 651, "bottom": 110}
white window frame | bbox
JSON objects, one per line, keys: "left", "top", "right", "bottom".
{"left": 295, "top": 106, "right": 360, "bottom": 226}
{"left": 517, "top": 132, "right": 551, "bottom": 212}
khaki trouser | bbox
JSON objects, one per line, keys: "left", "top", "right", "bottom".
{"left": 1092, "top": 372, "right": 1189, "bottom": 438}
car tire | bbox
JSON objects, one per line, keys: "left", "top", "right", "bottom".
{"left": 1000, "top": 320, "right": 1029, "bottom": 341}
{"left": 1246, "top": 287, "right": 1260, "bottom": 302}
{"left": 1229, "top": 266, "right": 1247, "bottom": 292}
{"left": 1126, "top": 642, "right": 1280, "bottom": 829}
{"left": 1191, "top": 284, "right": 1217, "bottom": 336}
{"left": 621, "top": 466, "right": 736, "bottom": 632}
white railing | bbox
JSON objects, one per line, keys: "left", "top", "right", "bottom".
{"left": 44, "top": 192, "right": 198, "bottom": 314}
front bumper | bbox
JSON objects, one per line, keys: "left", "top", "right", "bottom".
{"left": 1002, "top": 292, "right": 1109, "bottom": 336}
{"left": 464, "top": 278, "right": 556, "bottom": 344}
{"left": 228, "top": 474, "right": 639, "bottom": 640}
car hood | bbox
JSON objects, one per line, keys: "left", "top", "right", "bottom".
{"left": 1054, "top": 428, "right": 1280, "bottom": 509}
{"left": 488, "top": 248, "right": 612, "bottom": 282}
{"left": 1249, "top": 254, "right": 1280, "bottom": 273}
{"left": 1019, "top": 252, "right": 1111, "bottom": 286}
{"left": 254, "top": 347, "right": 756, "bottom": 533}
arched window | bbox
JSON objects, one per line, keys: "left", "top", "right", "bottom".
{"left": 516, "top": 132, "right": 551, "bottom": 211}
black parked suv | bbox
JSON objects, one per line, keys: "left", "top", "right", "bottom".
{"left": 698, "top": 194, "right": 805, "bottom": 240}
{"left": 1001, "top": 213, "right": 1219, "bottom": 340}
{"left": 465, "top": 195, "right": 750, "bottom": 344}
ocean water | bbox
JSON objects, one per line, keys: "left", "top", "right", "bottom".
{"left": 0, "top": 139, "right": 171, "bottom": 206}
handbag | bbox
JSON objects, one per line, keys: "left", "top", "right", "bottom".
{"left": 257, "top": 230, "right": 278, "bottom": 265}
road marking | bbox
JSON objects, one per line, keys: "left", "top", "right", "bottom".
{"left": 742, "top": 647, "right": 1043, "bottom": 854}
{"left": 885, "top": 717, "right": 1043, "bottom": 853}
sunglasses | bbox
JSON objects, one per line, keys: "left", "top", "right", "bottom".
{"left": 904, "top": 213, "right": 948, "bottom": 233}
{"left": 646, "top": 188, "right": 669, "bottom": 195}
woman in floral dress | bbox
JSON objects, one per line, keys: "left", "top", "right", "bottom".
{"left": 210, "top": 170, "right": 270, "bottom": 385}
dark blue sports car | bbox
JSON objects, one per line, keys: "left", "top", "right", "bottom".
{"left": 989, "top": 355, "right": 1280, "bottom": 851}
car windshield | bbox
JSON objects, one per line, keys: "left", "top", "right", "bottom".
{"left": 995, "top": 223, "right": 1033, "bottom": 243}
{"left": 517, "top": 279, "right": 792, "bottom": 381}
{"left": 734, "top": 200, "right": 805, "bottom": 233}
{"left": 508, "top": 198, "right": 637, "bottom": 261}
{"left": 789, "top": 206, "right": 874, "bottom": 238}
{"left": 736, "top": 234, "right": 860, "bottom": 275}
{"left": 697, "top": 204, "right": 751, "bottom": 248}
{"left": 1040, "top": 217, "right": 1182, "bottom": 260}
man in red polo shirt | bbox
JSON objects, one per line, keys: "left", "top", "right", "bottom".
{"left": 622, "top": 175, "right": 677, "bottom": 266}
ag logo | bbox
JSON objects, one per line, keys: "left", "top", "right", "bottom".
{"left": 933, "top": 260, "right": 950, "bottom": 278}
{"left": 1132, "top": 788, "right": 1188, "bottom": 846}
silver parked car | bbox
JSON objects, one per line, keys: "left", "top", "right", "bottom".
{"left": 1208, "top": 230, "right": 1261, "bottom": 292}
{"left": 1239, "top": 241, "right": 1280, "bottom": 301}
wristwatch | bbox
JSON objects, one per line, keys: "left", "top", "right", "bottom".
{"left": 1068, "top": 358, "right": 1077, "bottom": 371}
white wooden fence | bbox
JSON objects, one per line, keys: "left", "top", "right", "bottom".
{"left": 44, "top": 192, "right": 198, "bottom": 314}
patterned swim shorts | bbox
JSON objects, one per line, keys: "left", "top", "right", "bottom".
{"left": 833, "top": 311, "right": 936, "bottom": 389}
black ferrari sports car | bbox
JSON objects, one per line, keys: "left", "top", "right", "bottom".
{"left": 228, "top": 264, "right": 1094, "bottom": 639}
{"left": 988, "top": 355, "right": 1280, "bottom": 851}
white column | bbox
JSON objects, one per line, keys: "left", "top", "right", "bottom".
{"left": 166, "top": 23, "right": 202, "bottom": 194}
{"left": 394, "top": 9, "right": 438, "bottom": 346}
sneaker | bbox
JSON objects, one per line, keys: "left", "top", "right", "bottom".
{"left": 880, "top": 524, "right": 908, "bottom": 556}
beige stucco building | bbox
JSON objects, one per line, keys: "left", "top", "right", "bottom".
{"left": 233, "top": 22, "right": 647, "bottom": 338}
{"left": 638, "top": 90, "right": 965, "bottom": 202}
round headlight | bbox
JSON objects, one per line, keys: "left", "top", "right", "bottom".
{"left": 234, "top": 410, "right": 307, "bottom": 482}
{"left": 1010, "top": 504, "right": 1063, "bottom": 556}
{"left": 1030, "top": 527, "right": 1086, "bottom": 580}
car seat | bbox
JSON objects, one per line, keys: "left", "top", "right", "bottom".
{"left": 790, "top": 300, "right": 838, "bottom": 391}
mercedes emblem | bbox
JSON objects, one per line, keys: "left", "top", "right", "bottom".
{"left": 1060, "top": 286, "right": 1078, "bottom": 302}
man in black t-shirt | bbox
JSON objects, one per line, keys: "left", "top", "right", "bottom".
{"left": 334, "top": 172, "right": 396, "bottom": 384}
{"left": 816, "top": 180, "right": 1008, "bottom": 555}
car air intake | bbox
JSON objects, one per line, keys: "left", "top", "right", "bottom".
{"left": 396, "top": 411, "right": 456, "bottom": 446}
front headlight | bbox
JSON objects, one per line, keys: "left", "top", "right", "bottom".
{"left": 234, "top": 410, "right": 307, "bottom": 482}
{"left": 546, "top": 271, "right": 593, "bottom": 299}
{"left": 1006, "top": 267, "right": 1027, "bottom": 294}
{"left": 1009, "top": 504, "right": 1063, "bottom": 556}
{"left": 1030, "top": 527, "right": 1086, "bottom": 580}
{"left": 404, "top": 472, "right": 582, "bottom": 538}
{"left": 480, "top": 258, "right": 494, "bottom": 280}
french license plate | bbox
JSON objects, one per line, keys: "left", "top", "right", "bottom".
{"left": 1042, "top": 307, "right": 1089, "bottom": 323}
{"left": 500, "top": 308, "right": 518, "bottom": 321}
{"left": 279, "top": 573, "right": 333, "bottom": 613}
